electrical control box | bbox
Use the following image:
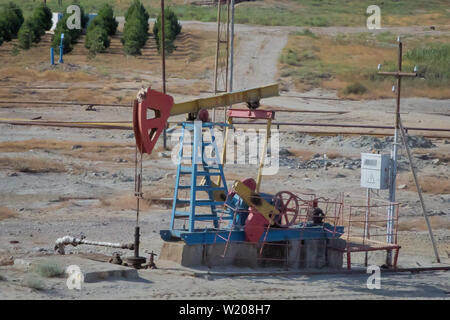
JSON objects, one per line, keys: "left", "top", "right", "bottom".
{"left": 360, "top": 153, "right": 390, "bottom": 190}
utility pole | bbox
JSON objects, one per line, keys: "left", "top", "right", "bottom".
{"left": 161, "top": 0, "right": 166, "bottom": 94}
{"left": 228, "top": 0, "right": 235, "bottom": 122}
{"left": 377, "top": 36, "right": 430, "bottom": 266}
{"left": 161, "top": 0, "right": 168, "bottom": 149}
{"left": 213, "top": 0, "right": 231, "bottom": 122}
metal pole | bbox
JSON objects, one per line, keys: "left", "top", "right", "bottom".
{"left": 227, "top": 0, "right": 235, "bottom": 123}
{"left": 229, "top": 0, "right": 235, "bottom": 93}
{"left": 364, "top": 188, "right": 370, "bottom": 266}
{"left": 213, "top": 1, "right": 222, "bottom": 122}
{"left": 386, "top": 39, "right": 402, "bottom": 266}
{"left": 161, "top": 0, "right": 168, "bottom": 149}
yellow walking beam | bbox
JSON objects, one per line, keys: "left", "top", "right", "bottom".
{"left": 170, "top": 83, "right": 279, "bottom": 116}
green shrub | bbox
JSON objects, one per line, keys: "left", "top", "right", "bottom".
{"left": 5, "top": 2, "right": 24, "bottom": 32}
{"left": 0, "top": 35, "right": 3, "bottom": 46}
{"left": 96, "top": 3, "right": 118, "bottom": 36}
{"left": 0, "top": 2, "right": 24, "bottom": 41}
{"left": 33, "top": 260, "right": 65, "bottom": 278}
{"left": 122, "top": 0, "right": 149, "bottom": 56}
{"left": 125, "top": 0, "right": 149, "bottom": 28}
{"left": 123, "top": 17, "right": 147, "bottom": 55}
{"left": 32, "top": 4, "right": 53, "bottom": 32}
{"left": 344, "top": 82, "right": 367, "bottom": 95}
{"left": 17, "top": 23, "right": 34, "bottom": 49}
{"left": 153, "top": 8, "right": 182, "bottom": 54}
{"left": 85, "top": 24, "right": 110, "bottom": 55}
{"left": 52, "top": 29, "right": 73, "bottom": 54}
{"left": 23, "top": 274, "right": 45, "bottom": 291}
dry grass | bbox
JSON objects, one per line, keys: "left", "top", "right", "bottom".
{"left": 384, "top": 13, "right": 448, "bottom": 27}
{"left": 0, "top": 157, "right": 66, "bottom": 174}
{"left": 0, "top": 29, "right": 216, "bottom": 104}
{"left": 290, "top": 149, "right": 316, "bottom": 160}
{"left": 397, "top": 174, "right": 450, "bottom": 195}
{"left": 0, "top": 207, "right": 17, "bottom": 221}
{"left": 0, "top": 140, "right": 165, "bottom": 168}
{"left": 398, "top": 216, "right": 450, "bottom": 231}
{"left": 324, "top": 152, "right": 342, "bottom": 160}
{"left": 279, "top": 33, "right": 450, "bottom": 99}
{"left": 0, "top": 139, "right": 116, "bottom": 152}
{"left": 99, "top": 188, "right": 175, "bottom": 211}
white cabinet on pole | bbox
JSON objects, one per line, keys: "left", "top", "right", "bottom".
{"left": 360, "top": 153, "right": 390, "bottom": 190}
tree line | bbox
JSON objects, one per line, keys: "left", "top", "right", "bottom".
{"left": 0, "top": 1, "right": 181, "bottom": 57}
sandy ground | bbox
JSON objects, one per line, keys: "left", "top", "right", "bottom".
{"left": 0, "top": 21, "right": 449, "bottom": 299}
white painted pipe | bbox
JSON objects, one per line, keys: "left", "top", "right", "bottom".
{"left": 54, "top": 236, "right": 134, "bottom": 255}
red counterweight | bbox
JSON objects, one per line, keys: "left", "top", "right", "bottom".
{"left": 133, "top": 88, "right": 174, "bottom": 154}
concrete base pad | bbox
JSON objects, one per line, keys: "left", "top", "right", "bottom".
{"left": 159, "top": 239, "right": 346, "bottom": 269}
{"left": 13, "top": 255, "right": 139, "bottom": 283}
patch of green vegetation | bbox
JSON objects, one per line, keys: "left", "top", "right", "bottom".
{"left": 85, "top": 4, "right": 117, "bottom": 56}
{"left": 122, "top": 0, "right": 149, "bottom": 55}
{"left": 405, "top": 43, "right": 450, "bottom": 83}
{"left": 18, "top": 4, "right": 52, "bottom": 50}
{"left": 344, "top": 82, "right": 367, "bottom": 95}
{"left": 153, "top": 7, "right": 182, "bottom": 55}
{"left": 33, "top": 260, "right": 65, "bottom": 278}
{"left": 279, "top": 43, "right": 333, "bottom": 88}
{"left": 22, "top": 274, "right": 45, "bottom": 291}
{"left": 291, "top": 29, "right": 318, "bottom": 39}
{"left": 0, "top": 2, "right": 24, "bottom": 42}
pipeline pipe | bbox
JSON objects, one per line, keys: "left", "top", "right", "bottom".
{"left": 54, "top": 235, "right": 134, "bottom": 255}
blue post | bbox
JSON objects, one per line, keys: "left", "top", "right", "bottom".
{"left": 50, "top": 48, "right": 54, "bottom": 65}
{"left": 58, "top": 33, "right": 64, "bottom": 64}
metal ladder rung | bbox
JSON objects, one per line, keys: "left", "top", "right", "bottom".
{"left": 193, "top": 215, "right": 220, "bottom": 221}
{"left": 194, "top": 186, "right": 227, "bottom": 192}
{"left": 196, "top": 171, "right": 221, "bottom": 176}
{"left": 174, "top": 211, "right": 190, "bottom": 218}
{"left": 194, "top": 200, "right": 224, "bottom": 206}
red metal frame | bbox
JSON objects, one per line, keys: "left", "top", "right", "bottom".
{"left": 344, "top": 201, "right": 401, "bottom": 269}
{"left": 133, "top": 88, "right": 174, "bottom": 154}
{"left": 227, "top": 108, "right": 275, "bottom": 120}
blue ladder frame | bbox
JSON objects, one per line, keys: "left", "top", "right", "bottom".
{"left": 170, "top": 122, "right": 230, "bottom": 234}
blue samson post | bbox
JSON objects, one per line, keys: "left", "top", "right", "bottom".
{"left": 169, "top": 121, "right": 230, "bottom": 238}
{"left": 58, "top": 33, "right": 64, "bottom": 64}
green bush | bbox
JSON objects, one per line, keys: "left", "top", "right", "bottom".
{"left": 96, "top": 3, "right": 118, "bottom": 36}
{"left": 23, "top": 275, "right": 45, "bottom": 291}
{"left": 123, "top": 17, "right": 147, "bottom": 55}
{"left": 153, "top": 8, "right": 182, "bottom": 54}
{"left": 33, "top": 260, "right": 65, "bottom": 278}
{"left": 122, "top": 0, "right": 149, "bottom": 56}
{"left": 344, "top": 82, "right": 367, "bottom": 95}
{"left": 17, "top": 22, "right": 35, "bottom": 49}
{"left": 85, "top": 25, "right": 110, "bottom": 55}
{"left": 125, "top": 0, "right": 149, "bottom": 29}
{"left": 5, "top": 2, "right": 24, "bottom": 32}
{"left": 17, "top": 4, "right": 53, "bottom": 51}
{"left": 52, "top": 29, "right": 73, "bottom": 54}
{"left": 32, "top": 4, "right": 53, "bottom": 32}
{"left": 0, "top": 2, "right": 24, "bottom": 41}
